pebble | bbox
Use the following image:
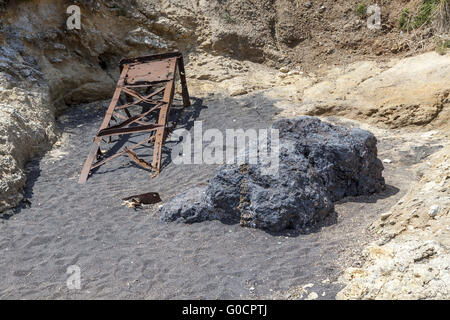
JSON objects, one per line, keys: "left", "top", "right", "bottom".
{"left": 421, "top": 130, "right": 438, "bottom": 138}
{"left": 303, "top": 283, "right": 314, "bottom": 289}
{"left": 380, "top": 212, "right": 392, "bottom": 220}
{"left": 383, "top": 159, "right": 392, "bottom": 164}
{"left": 429, "top": 205, "right": 440, "bottom": 217}
{"left": 306, "top": 292, "right": 318, "bottom": 300}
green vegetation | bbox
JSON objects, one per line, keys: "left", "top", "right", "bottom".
{"left": 398, "top": 9, "right": 411, "bottom": 30}
{"left": 435, "top": 37, "right": 450, "bottom": 54}
{"left": 222, "top": 9, "right": 237, "bottom": 24}
{"left": 413, "top": 0, "right": 439, "bottom": 28}
{"left": 355, "top": 3, "right": 368, "bottom": 18}
{"left": 398, "top": 0, "right": 443, "bottom": 30}
{"left": 109, "top": 3, "right": 128, "bottom": 17}
{"left": 118, "top": 8, "right": 127, "bottom": 17}
{"left": 435, "top": 0, "right": 450, "bottom": 32}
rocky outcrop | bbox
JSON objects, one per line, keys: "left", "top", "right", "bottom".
{"left": 159, "top": 117, "right": 385, "bottom": 232}
{"left": 338, "top": 144, "right": 450, "bottom": 299}
{"left": 337, "top": 239, "right": 450, "bottom": 300}
{"left": 294, "top": 52, "right": 450, "bottom": 129}
{"left": 0, "top": 47, "right": 57, "bottom": 212}
{"left": 3, "top": 0, "right": 442, "bottom": 108}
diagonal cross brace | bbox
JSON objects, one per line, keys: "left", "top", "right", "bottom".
{"left": 78, "top": 51, "right": 190, "bottom": 184}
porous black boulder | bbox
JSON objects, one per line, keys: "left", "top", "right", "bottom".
{"left": 158, "top": 116, "right": 385, "bottom": 232}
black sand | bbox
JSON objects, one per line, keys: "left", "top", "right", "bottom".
{"left": 0, "top": 93, "right": 409, "bottom": 299}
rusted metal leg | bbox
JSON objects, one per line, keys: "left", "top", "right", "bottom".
{"left": 78, "top": 52, "right": 191, "bottom": 183}
{"left": 177, "top": 56, "right": 191, "bottom": 108}
{"left": 78, "top": 137, "right": 102, "bottom": 184}
{"left": 151, "top": 78, "right": 175, "bottom": 177}
{"left": 78, "top": 65, "right": 129, "bottom": 184}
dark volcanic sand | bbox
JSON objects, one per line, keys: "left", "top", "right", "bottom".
{"left": 0, "top": 93, "right": 410, "bottom": 299}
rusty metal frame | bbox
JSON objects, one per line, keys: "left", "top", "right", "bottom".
{"left": 78, "top": 51, "right": 190, "bottom": 184}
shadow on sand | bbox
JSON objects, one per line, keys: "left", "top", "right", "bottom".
{"left": 0, "top": 157, "right": 43, "bottom": 220}
{"left": 195, "top": 183, "right": 401, "bottom": 238}
{"left": 89, "top": 97, "right": 206, "bottom": 177}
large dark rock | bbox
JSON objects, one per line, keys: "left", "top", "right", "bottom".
{"left": 159, "top": 116, "right": 385, "bottom": 232}
{"left": 158, "top": 186, "right": 214, "bottom": 224}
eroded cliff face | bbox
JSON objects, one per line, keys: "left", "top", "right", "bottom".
{"left": 0, "top": 61, "right": 57, "bottom": 211}
{"left": 1, "top": 0, "right": 440, "bottom": 107}
{"left": 338, "top": 143, "right": 450, "bottom": 300}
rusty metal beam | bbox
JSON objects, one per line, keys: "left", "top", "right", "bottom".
{"left": 122, "top": 192, "right": 162, "bottom": 209}
{"left": 78, "top": 65, "right": 130, "bottom": 184}
{"left": 78, "top": 51, "right": 190, "bottom": 184}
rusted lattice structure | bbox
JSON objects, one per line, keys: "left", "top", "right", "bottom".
{"left": 78, "top": 51, "right": 190, "bottom": 184}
